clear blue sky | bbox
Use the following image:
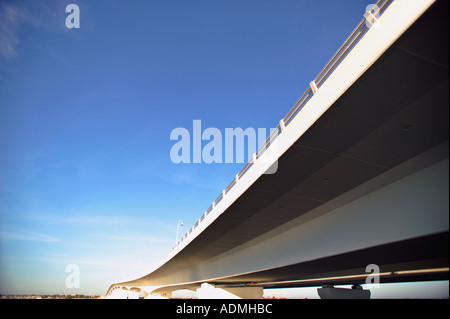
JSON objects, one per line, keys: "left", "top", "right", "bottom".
{"left": 0, "top": 0, "right": 447, "bottom": 297}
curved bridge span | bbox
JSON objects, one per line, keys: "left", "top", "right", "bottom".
{"left": 105, "top": 0, "right": 449, "bottom": 299}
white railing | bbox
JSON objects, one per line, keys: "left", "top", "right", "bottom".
{"left": 166, "top": 0, "right": 394, "bottom": 257}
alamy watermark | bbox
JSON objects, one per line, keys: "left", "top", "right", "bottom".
{"left": 65, "top": 4, "right": 80, "bottom": 29}
{"left": 170, "top": 120, "right": 279, "bottom": 174}
{"left": 65, "top": 264, "right": 80, "bottom": 289}
{"left": 365, "top": 4, "right": 380, "bottom": 29}
{"left": 365, "top": 263, "right": 380, "bottom": 288}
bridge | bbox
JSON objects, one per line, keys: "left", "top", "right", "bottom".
{"left": 105, "top": 0, "right": 449, "bottom": 299}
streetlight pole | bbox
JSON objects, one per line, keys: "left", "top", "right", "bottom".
{"left": 176, "top": 219, "right": 183, "bottom": 244}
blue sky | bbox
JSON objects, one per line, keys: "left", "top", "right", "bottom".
{"left": 0, "top": 0, "right": 447, "bottom": 297}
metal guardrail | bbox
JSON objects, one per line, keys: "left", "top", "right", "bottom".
{"left": 167, "top": 0, "right": 394, "bottom": 256}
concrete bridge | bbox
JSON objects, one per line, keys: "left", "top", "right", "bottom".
{"left": 104, "top": 0, "right": 449, "bottom": 299}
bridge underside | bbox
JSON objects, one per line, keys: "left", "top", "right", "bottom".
{"left": 210, "top": 232, "right": 449, "bottom": 290}
{"left": 109, "top": 0, "right": 449, "bottom": 295}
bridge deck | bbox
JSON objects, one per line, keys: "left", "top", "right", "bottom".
{"left": 107, "top": 0, "right": 448, "bottom": 295}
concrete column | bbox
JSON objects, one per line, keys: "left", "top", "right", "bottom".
{"left": 196, "top": 283, "right": 263, "bottom": 299}
{"left": 317, "top": 285, "right": 371, "bottom": 299}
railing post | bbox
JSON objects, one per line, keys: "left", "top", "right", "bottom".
{"left": 364, "top": 10, "right": 379, "bottom": 28}
{"left": 279, "top": 119, "right": 285, "bottom": 131}
{"left": 309, "top": 80, "right": 318, "bottom": 94}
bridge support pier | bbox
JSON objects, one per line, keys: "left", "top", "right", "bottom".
{"left": 196, "top": 283, "right": 263, "bottom": 299}
{"left": 317, "top": 284, "right": 371, "bottom": 299}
